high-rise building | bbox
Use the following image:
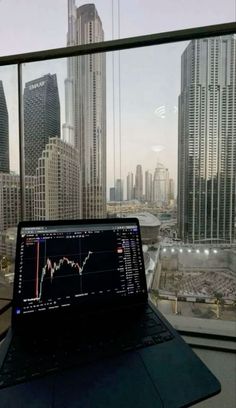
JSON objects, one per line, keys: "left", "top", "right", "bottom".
{"left": 178, "top": 36, "right": 236, "bottom": 243}
{"left": 24, "top": 74, "right": 60, "bottom": 176}
{"left": 64, "top": 1, "right": 106, "bottom": 218}
{"left": 153, "top": 163, "right": 169, "bottom": 206}
{"left": 134, "top": 165, "right": 143, "bottom": 201}
{"left": 109, "top": 187, "right": 115, "bottom": 202}
{"left": 145, "top": 170, "right": 153, "bottom": 202}
{"left": 34, "top": 138, "right": 81, "bottom": 220}
{"left": 0, "top": 173, "right": 35, "bottom": 232}
{"left": 115, "top": 178, "right": 124, "bottom": 202}
{"left": 168, "top": 178, "right": 175, "bottom": 202}
{"left": 127, "top": 172, "right": 134, "bottom": 201}
{"left": 0, "top": 81, "right": 9, "bottom": 173}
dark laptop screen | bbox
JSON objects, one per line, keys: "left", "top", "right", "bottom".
{"left": 12, "top": 218, "right": 147, "bottom": 321}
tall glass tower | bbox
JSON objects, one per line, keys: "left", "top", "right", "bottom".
{"left": 24, "top": 74, "right": 60, "bottom": 176}
{"left": 64, "top": 1, "right": 106, "bottom": 218}
{"left": 134, "top": 164, "right": 143, "bottom": 202}
{"left": 178, "top": 36, "right": 236, "bottom": 243}
{"left": 0, "top": 81, "right": 9, "bottom": 173}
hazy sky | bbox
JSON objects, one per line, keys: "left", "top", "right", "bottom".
{"left": 0, "top": 0, "right": 235, "bottom": 193}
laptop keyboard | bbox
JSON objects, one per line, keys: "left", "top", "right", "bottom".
{"left": 0, "top": 306, "right": 174, "bottom": 389}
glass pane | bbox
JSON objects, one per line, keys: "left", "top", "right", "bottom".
{"left": 0, "top": 65, "right": 18, "bottom": 329}
{"left": 114, "top": 35, "right": 236, "bottom": 331}
{"left": 19, "top": 33, "right": 236, "bottom": 333}
{"left": 0, "top": 0, "right": 234, "bottom": 55}
{"left": 1, "top": 31, "right": 235, "bottom": 338}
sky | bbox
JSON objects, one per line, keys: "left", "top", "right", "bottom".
{"left": 0, "top": 0, "right": 235, "bottom": 194}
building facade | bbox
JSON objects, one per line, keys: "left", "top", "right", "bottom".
{"left": 145, "top": 170, "right": 153, "bottom": 202}
{"left": 64, "top": 1, "right": 106, "bottom": 218}
{"left": 178, "top": 36, "right": 236, "bottom": 243}
{"left": 34, "top": 138, "right": 81, "bottom": 220}
{"left": 0, "top": 173, "right": 35, "bottom": 232}
{"left": 127, "top": 172, "right": 134, "bottom": 201}
{"left": 109, "top": 187, "right": 115, "bottom": 202}
{"left": 24, "top": 74, "right": 60, "bottom": 176}
{"left": 153, "top": 163, "right": 169, "bottom": 206}
{"left": 134, "top": 164, "right": 143, "bottom": 201}
{"left": 115, "top": 178, "right": 124, "bottom": 202}
{"left": 0, "top": 81, "right": 9, "bottom": 173}
{"left": 168, "top": 178, "right": 175, "bottom": 202}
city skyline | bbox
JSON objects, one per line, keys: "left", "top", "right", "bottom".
{"left": 1, "top": 1, "right": 234, "bottom": 191}
{"left": 110, "top": 162, "right": 175, "bottom": 204}
{"left": 0, "top": 1, "right": 236, "bottom": 337}
{"left": 0, "top": 2, "right": 235, "bottom": 226}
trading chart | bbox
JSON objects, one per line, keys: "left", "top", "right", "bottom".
{"left": 15, "top": 222, "right": 145, "bottom": 315}
{"left": 20, "top": 230, "right": 121, "bottom": 301}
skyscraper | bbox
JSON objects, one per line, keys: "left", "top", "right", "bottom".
{"left": 64, "top": 1, "right": 106, "bottom": 218}
{"left": 35, "top": 138, "right": 81, "bottom": 220}
{"left": 24, "top": 74, "right": 60, "bottom": 176}
{"left": 127, "top": 172, "right": 134, "bottom": 201}
{"left": 109, "top": 187, "right": 115, "bottom": 202}
{"left": 145, "top": 170, "right": 153, "bottom": 202}
{"left": 168, "top": 178, "right": 175, "bottom": 202}
{"left": 178, "top": 36, "right": 236, "bottom": 243}
{"left": 134, "top": 165, "right": 143, "bottom": 201}
{"left": 0, "top": 173, "right": 35, "bottom": 232}
{"left": 0, "top": 81, "right": 9, "bottom": 173}
{"left": 115, "top": 178, "right": 124, "bottom": 202}
{"left": 153, "top": 163, "right": 169, "bottom": 206}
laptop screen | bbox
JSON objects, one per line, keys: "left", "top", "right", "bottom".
{"left": 12, "top": 218, "right": 147, "bottom": 322}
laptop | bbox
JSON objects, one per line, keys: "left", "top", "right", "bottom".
{"left": 0, "top": 218, "right": 221, "bottom": 407}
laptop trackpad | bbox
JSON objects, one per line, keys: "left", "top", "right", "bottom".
{"left": 53, "top": 352, "right": 163, "bottom": 408}
{"left": 0, "top": 352, "right": 163, "bottom": 408}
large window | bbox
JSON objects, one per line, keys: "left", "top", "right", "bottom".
{"left": 0, "top": 0, "right": 235, "bottom": 337}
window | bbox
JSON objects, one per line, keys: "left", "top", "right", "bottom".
{"left": 0, "top": 1, "right": 235, "bottom": 341}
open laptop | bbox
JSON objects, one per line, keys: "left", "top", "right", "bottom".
{"left": 0, "top": 218, "right": 220, "bottom": 407}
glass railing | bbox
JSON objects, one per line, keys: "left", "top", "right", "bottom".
{"left": 0, "top": 23, "right": 235, "bottom": 339}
